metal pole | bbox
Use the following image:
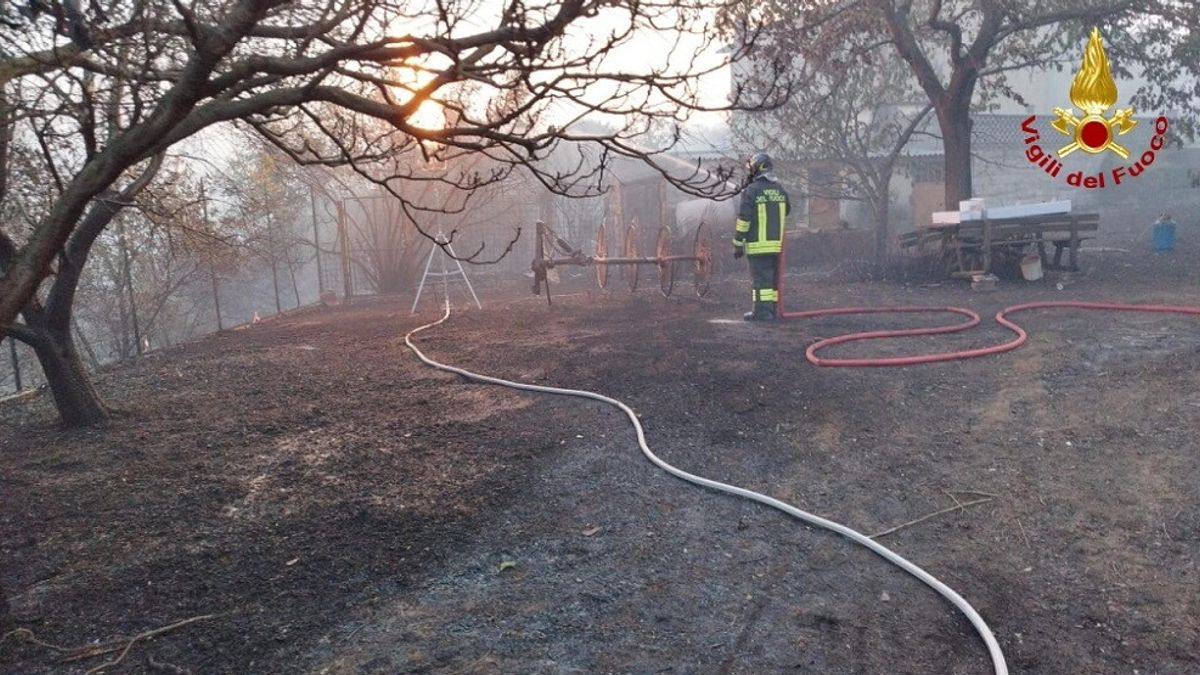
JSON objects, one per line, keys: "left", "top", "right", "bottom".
{"left": 8, "top": 337, "right": 21, "bottom": 391}
{"left": 118, "top": 217, "right": 143, "bottom": 355}
{"left": 311, "top": 188, "right": 324, "bottom": 292}
{"left": 410, "top": 240, "right": 438, "bottom": 314}
{"left": 439, "top": 234, "right": 450, "bottom": 308}
{"left": 267, "top": 211, "right": 282, "bottom": 314}
{"left": 201, "top": 182, "right": 223, "bottom": 331}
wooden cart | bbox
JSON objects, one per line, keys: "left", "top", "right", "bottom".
{"left": 900, "top": 212, "right": 1100, "bottom": 277}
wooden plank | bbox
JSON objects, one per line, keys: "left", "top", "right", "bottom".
{"left": 898, "top": 230, "right": 947, "bottom": 249}
{"left": 986, "top": 218, "right": 1098, "bottom": 229}
{"left": 974, "top": 211, "right": 1099, "bottom": 227}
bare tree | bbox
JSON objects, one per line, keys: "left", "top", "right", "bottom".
{"left": 1, "top": 0, "right": 790, "bottom": 425}
{"left": 218, "top": 147, "right": 311, "bottom": 311}
{"left": 737, "top": 23, "right": 932, "bottom": 264}
{"left": 341, "top": 150, "right": 538, "bottom": 293}
{"left": 76, "top": 207, "right": 212, "bottom": 360}
{"left": 1, "top": 148, "right": 163, "bottom": 425}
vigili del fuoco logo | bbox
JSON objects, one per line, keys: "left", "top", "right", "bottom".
{"left": 1020, "top": 27, "right": 1169, "bottom": 189}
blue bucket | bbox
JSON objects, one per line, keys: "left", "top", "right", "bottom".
{"left": 1152, "top": 221, "right": 1176, "bottom": 252}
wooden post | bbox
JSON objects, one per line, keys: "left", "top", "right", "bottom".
{"left": 953, "top": 227, "right": 965, "bottom": 274}
{"left": 981, "top": 217, "right": 992, "bottom": 274}
{"left": 532, "top": 220, "right": 546, "bottom": 297}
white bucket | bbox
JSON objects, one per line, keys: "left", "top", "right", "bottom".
{"left": 1020, "top": 255, "right": 1043, "bottom": 281}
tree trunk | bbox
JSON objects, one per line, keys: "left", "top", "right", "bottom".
{"left": 873, "top": 199, "right": 891, "bottom": 267}
{"left": 31, "top": 328, "right": 108, "bottom": 427}
{"left": 937, "top": 100, "right": 974, "bottom": 207}
{"left": 868, "top": 161, "right": 896, "bottom": 268}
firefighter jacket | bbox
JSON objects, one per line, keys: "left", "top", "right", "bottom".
{"left": 733, "top": 175, "right": 791, "bottom": 255}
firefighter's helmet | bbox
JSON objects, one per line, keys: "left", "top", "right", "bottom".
{"left": 746, "top": 152, "right": 772, "bottom": 178}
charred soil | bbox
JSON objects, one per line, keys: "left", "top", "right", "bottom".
{"left": 2, "top": 247, "right": 1199, "bottom": 674}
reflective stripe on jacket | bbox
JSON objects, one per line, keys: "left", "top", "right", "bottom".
{"left": 732, "top": 175, "right": 790, "bottom": 255}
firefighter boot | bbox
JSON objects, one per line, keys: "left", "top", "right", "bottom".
{"left": 743, "top": 302, "right": 770, "bottom": 321}
{"left": 761, "top": 301, "right": 777, "bottom": 321}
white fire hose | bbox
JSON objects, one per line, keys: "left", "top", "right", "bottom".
{"left": 405, "top": 299, "right": 1008, "bottom": 675}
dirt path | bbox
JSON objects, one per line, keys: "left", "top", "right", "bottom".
{"left": 3, "top": 257, "right": 1199, "bottom": 674}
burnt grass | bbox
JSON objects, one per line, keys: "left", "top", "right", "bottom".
{"left": 2, "top": 247, "right": 1199, "bottom": 674}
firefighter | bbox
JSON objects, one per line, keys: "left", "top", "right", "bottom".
{"left": 733, "top": 152, "right": 790, "bottom": 321}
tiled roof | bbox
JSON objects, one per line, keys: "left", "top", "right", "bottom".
{"left": 972, "top": 113, "right": 1037, "bottom": 148}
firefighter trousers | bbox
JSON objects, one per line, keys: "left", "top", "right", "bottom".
{"left": 747, "top": 253, "right": 779, "bottom": 318}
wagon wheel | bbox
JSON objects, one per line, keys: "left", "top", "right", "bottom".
{"left": 623, "top": 221, "right": 640, "bottom": 293}
{"left": 692, "top": 221, "right": 713, "bottom": 297}
{"left": 656, "top": 226, "right": 675, "bottom": 297}
{"left": 595, "top": 221, "right": 609, "bottom": 289}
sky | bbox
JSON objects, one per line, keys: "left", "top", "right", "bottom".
{"left": 392, "top": 1, "right": 736, "bottom": 143}
{"left": 178, "top": 1, "right": 740, "bottom": 185}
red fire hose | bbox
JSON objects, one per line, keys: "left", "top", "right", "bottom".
{"left": 775, "top": 259, "right": 1200, "bottom": 367}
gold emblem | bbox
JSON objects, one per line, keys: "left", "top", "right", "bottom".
{"left": 1051, "top": 27, "right": 1137, "bottom": 159}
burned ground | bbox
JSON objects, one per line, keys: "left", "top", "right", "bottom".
{"left": 2, "top": 245, "right": 1199, "bottom": 674}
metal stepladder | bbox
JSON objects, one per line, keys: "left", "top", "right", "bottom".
{"left": 411, "top": 232, "right": 483, "bottom": 314}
